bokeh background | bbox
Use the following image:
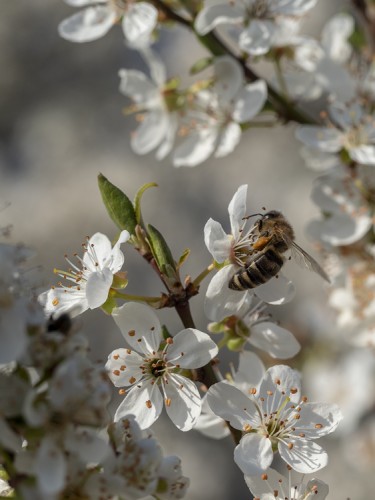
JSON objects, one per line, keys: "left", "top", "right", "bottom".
{"left": 2, "top": 1, "right": 374, "bottom": 499}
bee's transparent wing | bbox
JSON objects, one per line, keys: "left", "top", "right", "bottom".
{"left": 289, "top": 241, "right": 330, "bottom": 283}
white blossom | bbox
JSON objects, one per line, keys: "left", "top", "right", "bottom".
{"left": 289, "top": 13, "right": 356, "bottom": 102}
{"left": 38, "top": 230, "right": 129, "bottom": 317}
{"left": 204, "top": 184, "right": 295, "bottom": 308}
{"left": 307, "top": 167, "right": 373, "bottom": 246}
{"left": 304, "top": 349, "right": 375, "bottom": 434}
{"left": 206, "top": 290, "right": 300, "bottom": 359}
{"left": 296, "top": 101, "right": 375, "bottom": 167}
{"left": 207, "top": 364, "right": 342, "bottom": 475}
{"left": 245, "top": 467, "right": 329, "bottom": 499}
{"left": 173, "top": 57, "right": 267, "bottom": 167}
{"left": 195, "top": 0, "right": 318, "bottom": 56}
{"left": 119, "top": 49, "right": 179, "bottom": 160}
{"left": 195, "top": 351, "right": 265, "bottom": 440}
{"left": 106, "top": 302, "right": 218, "bottom": 431}
{"left": 58, "top": 0, "right": 158, "bottom": 45}
{"left": 328, "top": 249, "right": 375, "bottom": 348}
{"left": 0, "top": 240, "right": 42, "bottom": 364}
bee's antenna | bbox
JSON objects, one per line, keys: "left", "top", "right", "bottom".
{"left": 242, "top": 213, "right": 263, "bottom": 221}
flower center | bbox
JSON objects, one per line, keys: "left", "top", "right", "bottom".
{"left": 149, "top": 358, "right": 167, "bottom": 378}
{"left": 344, "top": 125, "right": 369, "bottom": 150}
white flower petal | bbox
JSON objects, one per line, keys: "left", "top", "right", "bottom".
{"left": 206, "top": 382, "right": 258, "bottom": 430}
{"left": 232, "top": 80, "right": 267, "bottom": 123}
{"left": 300, "top": 146, "right": 340, "bottom": 171}
{"left": 64, "top": 0, "right": 98, "bottom": 5}
{"left": 205, "top": 265, "right": 254, "bottom": 321}
{"left": 250, "top": 322, "right": 300, "bottom": 359}
{"left": 294, "top": 39, "right": 324, "bottom": 71}
{"left": 234, "top": 351, "right": 266, "bottom": 393}
{"left": 234, "top": 433, "right": 273, "bottom": 475}
{"left": 213, "top": 56, "right": 243, "bottom": 102}
{"left": 114, "top": 379, "right": 163, "bottom": 429}
{"left": 156, "top": 113, "right": 178, "bottom": 160}
{"left": 131, "top": 110, "right": 169, "bottom": 155}
{"left": 307, "top": 213, "right": 372, "bottom": 246}
{"left": 239, "top": 20, "right": 275, "bottom": 56}
{"left": 321, "top": 13, "right": 354, "bottom": 63}
{"left": 141, "top": 48, "right": 166, "bottom": 86}
{"left": 194, "top": 411, "right": 230, "bottom": 439}
{"left": 118, "top": 69, "right": 157, "bottom": 103}
{"left": 349, "top": 145, "right": 375, "bottom": 166}
{"left": 245, "top": 468, "right": 286, "bottom": 498}
{"left": 163, "top": 374, "right": 202, "bottom": 431}
{"left": 254, "top": 275, "right": 295, "bottom": 305}
{"left": 85, "top": 232, "right": 113, "bottom": 267}
{"left": 58, "top": 6, "right": 116, "bottom": 43}
{"left": 110, "top": 230, "right": 130, "bottom": 271}
{"left": 258, "top": 365, "right": 301, "bottom": 410}
{"left": 305, "top": 478, "right": 329, "bottom": 499}
{"left": 278, "top": 439, "right": 328, "bottom": 473}
{"left": 315, "top": 58, "right": 356, "bottom": 102}
{"left": 194, "top": 395, "right": 230, "bottom": 439}
{"left": 194, "top": 3, "right": 243, "bottom": 35}
{"left": 173, "top": 128, "right": 218, "bottom": 167}
{"left": 36, "top": 436, "right": 66, "bottom": 494}
{"left": 296, "top": 402, "right": 343, "bottom": 438}
{"left": 295, "top": 126, "right": 343, "bottom": 152}
{"left": 106, "top": 348, "right": 144, "bottom": 387}
{"left": 215, "top": 122, "right": 242, "bottom": 158}
{"left": 329, "top": 101, "right": 363, "bottom": 130}
{"left": 228, "top": 184, "right": 248, "bottom": 240}
{"left": 166, "top": 329, "right": 218, "bottom": 368}
{"left": 122, "top": 3, "right": 157, "bottom": 45}
{"left": 112, "top": 302, "right": 162, "bottom": 353}
{"left": 86, "top": 267, "right": 113, "bottom": 309}
{"left": 274, "top": 0, "right": 318, "bottom": 15}
{"left": 204, "top": 218, "right": 232, "bottom": 263}
{"left": 38, "top": 287, "right": 88, "bottom": 318}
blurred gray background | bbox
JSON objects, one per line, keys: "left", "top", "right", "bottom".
{"left": 2, "top": 1, "right": 372, "bottom": 499}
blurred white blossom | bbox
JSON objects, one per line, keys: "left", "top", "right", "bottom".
{"left": 59, "top": 0, "right": 158, "bottom": 45}
{"left": 195, "top": 0, "right": 318, "bottom": 56}
{"left": 173, "top": 57, "right": 267, "bottom": 167}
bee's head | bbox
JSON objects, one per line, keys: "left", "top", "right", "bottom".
{"left": 262, "top": 210, "right": 282, "bottom": 220}
{"left": 256, "top": 210, "right": 284, "bottom": 232}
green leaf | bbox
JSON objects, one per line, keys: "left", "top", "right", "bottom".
{"left": 190, "top": 56, "right": 214, "bottom": 75}
{"left": 98, "top": 174, "right": 137, "bottom": 235}
{"left": 177, "top": 248, "right": 190, "bottom": 269}
{"left": 134, "top": 182, "right": 158, "bottom": 225}
{"left": 147, "top": 224, "right": 177, "bottom": 279}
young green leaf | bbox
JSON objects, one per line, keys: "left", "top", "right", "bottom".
{"left": 98, "top": 174, "right": 137, "bottom": 234}
{"left": 177, "top": 248, "right": 190, "bottom": 269}
{"left": 147, "top": 224, "right": 177, "bottom": 279}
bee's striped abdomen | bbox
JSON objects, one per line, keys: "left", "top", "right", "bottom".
{"left": 229, "top": 249, "right": 284, "bottom": 290}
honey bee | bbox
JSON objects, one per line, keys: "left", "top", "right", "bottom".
{"left": 229, "top": 210, "right": 330, "bottom": 291}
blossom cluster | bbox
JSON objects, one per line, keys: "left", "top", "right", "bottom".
{"left": 0, "top": 232, "right": 188, "bottom": 499}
